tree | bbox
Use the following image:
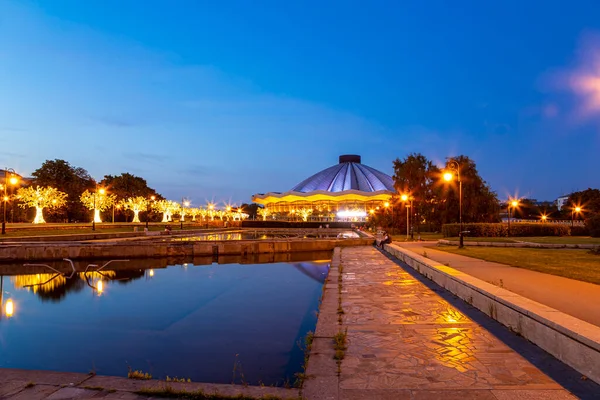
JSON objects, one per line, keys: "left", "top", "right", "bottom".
{"left": 393, "top": 153, "right": 441, "bottom": 232}
{"left": 566, "top": 189, "right": 600, "bottom": 215}
{"left": 16, "top": 186, "right": 68, "bottom": 224}
{"left": 298, "top": 207, "right": 313, "bottom": 222}
{"left": 80, "top": 190, "right": 116, "bottom": 223}
{"left": 153, "top": 200, "right": 178, "bottom": 222}
{"left": 31, "top": 159, "right": 94, "bottom": 222}
{"left": 240, "top": 203, "right": 261, "bottom": 220}
{"left": 101, "top": 173, "right": 160, "bottom": 200}
{"left": 257, "top": 207, "right": 271, "bottom": 221}
{"left": 119, "top": 197, "right": 148, "bottom": 223}
{"left": 440, "top": 156, "right": 500, "bottom": 225}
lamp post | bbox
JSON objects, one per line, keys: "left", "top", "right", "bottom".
{"left": 507, "top": 200, "right": 518, "bottom": 237}
{"left": 400, "top": 194, "right": 409, "bottom": 239}
{"left": 146, "top": 195, "right": 156, "bottom": 229}
{"left": 2, "top": 168, "right": 19, "bottom": 235}
{"left": 571, "top": 206, "right": 582, "bottom": 227}
{"left": 443, "top": 160, "right": 463, "bottom": 248}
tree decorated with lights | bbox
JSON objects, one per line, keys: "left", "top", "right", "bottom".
{"left": 153, "top": 200, "right": 178, "bottom": 222}
{"left": 80, "top": 190, "right": 116, "bottom": 223}
{"left": 119, "top": 196, "right": 148, "bottom": 223}
{"left": 178, "top": 200, "right": 191, "bottom": 221}
{"left": 188, "top": 207, "right": 202, "bottom": 221}
{"left": 16, "top": 186, "right": 68, "bottom": 224}
{"left": 298, "top": 207, "right": 313, "bottom": 222}
{"left": 257, "top": 207, "right": 271, "bottom": 221}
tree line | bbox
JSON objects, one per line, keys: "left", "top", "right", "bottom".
{"left": 367, "top": 153, "right": 600, "bottom": 235}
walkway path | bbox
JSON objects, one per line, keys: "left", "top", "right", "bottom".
{"left": 401, "top": 242, "right": 600, "bottom": 327}
{"left": 332, "top": 246, "right": 598, "bottom": 399}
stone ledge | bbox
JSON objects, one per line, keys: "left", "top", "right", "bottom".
{"left": 383, "top": 243, "right": 600, "bottom": 385}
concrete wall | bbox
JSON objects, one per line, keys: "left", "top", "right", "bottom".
{"left": 0, "top": 238, "right": 373, "bottom": 262}
{"left": 384, "top": 243, "right": 600, "bottom": 385}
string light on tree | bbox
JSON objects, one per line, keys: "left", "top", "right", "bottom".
{"left": 16, "top": 186, "right": 68, "bottom": 224}
{"left": 119, "top": 196, "right": 148, "bottom": 223}
{"left": 80, "top": 189, "right": 116, "bottom": 223}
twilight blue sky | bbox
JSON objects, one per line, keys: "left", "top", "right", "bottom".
{"left": 1, "top": 0, "right": 599, "bottom": 205}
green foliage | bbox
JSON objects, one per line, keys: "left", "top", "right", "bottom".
{"left": 566, "top": 189, "right": 600, "bottom": 215}
{"left": 31, "top": 159, "right": 94, "bottom": 222}
{"left": 587, "top": 214, "right": 600, "bottom": 238}
{"left": 442, "top": 223, "right": 570, "bottom": 237}
{"left": 166, "top": 376, "right": 192, "bottom": 383}
{"left": 391, "top": 154, "right": 500, "bottom": 232}
{"left": 128, "top": 368, "right": 152, "bottom": 380}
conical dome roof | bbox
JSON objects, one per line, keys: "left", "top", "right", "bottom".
{"left": 291, "top": 155, "right": 394, "bottom": 193}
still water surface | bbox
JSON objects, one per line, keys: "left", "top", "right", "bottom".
{"left": 0, "top": 254, "right": 329, "bottom": 385}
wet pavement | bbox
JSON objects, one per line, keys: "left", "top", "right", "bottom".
{"left": 335, "top": 246, "right": 599, "bottom": 399}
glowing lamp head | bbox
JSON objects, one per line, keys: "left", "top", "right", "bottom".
{"left": 98, "top": 188, "right": 106, "bottom": 195}
{"left": 384, "top": 202, "right": 390, "bottom": 208}
{"left": 369, "top": 209, "right": 374, "bottom": 214}
{"left": 184, "top": 201, "right": 190, "bottom": 207}
{"left": 541, "top": 215, "right": 547, "bottom": 220}
{"left": 226, "top": 206, "right": 231, "bottom": 211}
{"left": 9, "top": 176, "right": 18, "bottom": 185}
{"left": 5, "top": 299, "right": 14, "bottom": 318}
{"left": 52, "top": 199, "right": 57, "bottom": 204}
{"left": 2, "top": 196, "right": 7, "bottom": 202}
{"left": 443, "top": 172, "right": 453, "bottom": 182}
{"left": 575, "top": 207, "right": 581, "bottom": 213}
{"left": 511, "top": 201, "right": 518, "bottom": 207}
{"left": 400, "top": 194, "right": 408, "bottom": 202}
{"left": 151, "top": 195, "right": 156, "bottom": 201}
{"left": 208, "top": 204, "right": 214, "bottom": 210}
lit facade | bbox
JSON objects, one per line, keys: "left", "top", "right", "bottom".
{"left": 252, "top": 155, "right": 395, "bottom": 222}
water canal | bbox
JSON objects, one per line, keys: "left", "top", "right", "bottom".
{"left": 0, "top": 252, "right": 330, "bottom": 385}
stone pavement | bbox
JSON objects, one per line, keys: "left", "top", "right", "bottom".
{"left": 0, "top": 369, "right": 300, "bottom": 399}
{"left": 401, "top": 242, "right": 600, "bottom": 327}
{"left": 318, "top": 246, "right": 599, "bottom": 399}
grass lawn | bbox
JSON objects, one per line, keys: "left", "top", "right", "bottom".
{"left": 435, "top": 246, "right": 600, "bottom": 285}
{"left": 391, "top": 232, "right": 444, "bottom": 242}
{"left": 445, "top": 237, "right": 517, "bottom": 243}
{"left": 444, "top": 236, "right": 600, "bottom": 245}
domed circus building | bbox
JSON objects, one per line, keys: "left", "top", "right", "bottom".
{"left": 252, "top": 155, "right": 395, "bottom": 222}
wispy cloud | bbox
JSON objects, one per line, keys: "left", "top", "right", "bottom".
{"left": 92, "top": 116, "right": 137, "bottom": 128}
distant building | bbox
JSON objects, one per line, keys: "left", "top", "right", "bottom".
{"left": 252, "top": 155, "right": 395, "bottom": 222}
{"left": 555, "top": 194, "right": 572, "bottom": 210}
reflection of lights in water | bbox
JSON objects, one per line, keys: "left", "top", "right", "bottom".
{"left": 12, "top": 271, "right": 117, "bottom": 294}
{"left": 149, "top": 269, "right": 155, "bottom": 277}
{"left": 97, "top": 280, "right": 103, "bottom": 294}
{"left": 5, "top": 299, "right": 14, "bottom": 317}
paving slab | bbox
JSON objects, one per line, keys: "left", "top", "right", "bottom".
{"left": 330, "top": 246, "right": 598, "bottom": 399}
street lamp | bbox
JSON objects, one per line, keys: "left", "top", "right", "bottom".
{"left": 2, "top": 168, "right": 19, "bottom": 235}
{"left": 146, "top": 195, "right": 156, "bottom": 229}
{"left": 507, "top": 199, "right": 519, "bottom": 237}
{"left": 92, "top": 187, "right": 106, "bottom": 231}
{"left": 571, "top": 206, "right": 582, "bottom": 227}
{"left": 400, "top": 194, "right": 411, "bottom": 239}
{"left": 443, "top": 160, "right": 463, "bottom": 248}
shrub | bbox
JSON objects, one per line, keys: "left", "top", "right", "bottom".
{"left": 442, "top": 223, "right": 570, "bottom": 237}
{"left": 570, "top": 225, "right": 590, "bottom": 236}
{"left": 587, "top": 214, "right": 600, "bottom": 238}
